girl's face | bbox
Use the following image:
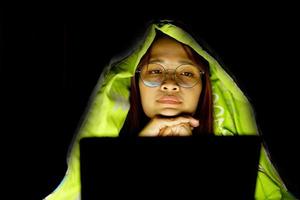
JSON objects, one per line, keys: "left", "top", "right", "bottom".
{"left": 139, "top": 36, "right": 203, "bottom": 118}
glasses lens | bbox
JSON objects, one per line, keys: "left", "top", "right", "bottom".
{"left": 140, "top": 63, "right": 164, "bottom": 87}
{"left": 176, "top": 65, "right": 201, "bottom": 87}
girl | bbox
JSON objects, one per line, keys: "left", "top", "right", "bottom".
{"left": 44, "top": 20, "right": 296, "bottom": 199}
{"left": 120, "top": 31, "right": 212, "bottom": 137}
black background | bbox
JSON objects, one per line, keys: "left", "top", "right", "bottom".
{"left": 1, "top": 2, "right": 299, "bottom": 199}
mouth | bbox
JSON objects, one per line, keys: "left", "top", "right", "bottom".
{"left": 157, "top": 96, "right": 182, "bottom": 104}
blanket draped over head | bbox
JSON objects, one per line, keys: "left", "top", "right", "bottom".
{"left": 44, "top": 20, "right": 296, "bottom": 200}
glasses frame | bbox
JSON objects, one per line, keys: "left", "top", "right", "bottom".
{"left": 136, "top": 63, "right": 205, "bottom": 88}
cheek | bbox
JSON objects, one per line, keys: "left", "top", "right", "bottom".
{"left": 139, "top": 81, "right": 155, "bottom": 116}
{"left": 185, "top": 86, "right": 202, "bottom": 111}
{"left": 139, "top": 81, "right": 149, "bottom": 104}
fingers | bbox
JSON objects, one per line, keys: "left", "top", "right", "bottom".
{"left": 139, "top": 115, "right": 199, "bottom": 137}
{"left": 158, "top": 123, "right": 193, "bottom": 136}
{"left": 158, "top": 126, "right": 173, "bottom": 136}
{"left": 156, "top": 116, "right": 199, "bottom": 130}
{"left": 178, "top": 123, "right": 193, "bottom": 136}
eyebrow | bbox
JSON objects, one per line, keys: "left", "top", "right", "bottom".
{"left": 149, "top": 58, "right": 195, "bottom": 65}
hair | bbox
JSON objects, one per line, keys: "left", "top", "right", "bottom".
{"left": 119, "top": 31, "right": 213, "bottom": 137}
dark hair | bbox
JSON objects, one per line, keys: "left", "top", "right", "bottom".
{"left": 120, "top": 31, "right": 213, "bottom": 137}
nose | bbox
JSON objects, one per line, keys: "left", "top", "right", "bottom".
{"left": 160, "top": 78, "right": 180, "bottom": 92}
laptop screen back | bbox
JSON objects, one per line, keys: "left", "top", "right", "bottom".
{"left": 80, "top": 136, "right": 261, "bottom": 200}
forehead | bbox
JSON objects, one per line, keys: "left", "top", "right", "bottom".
{"left": 149, "top": 36, "right": 193, "bottom": 59}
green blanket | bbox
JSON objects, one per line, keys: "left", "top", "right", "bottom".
{"left": 44, "top": 20, "right": 296, "bottom": 200}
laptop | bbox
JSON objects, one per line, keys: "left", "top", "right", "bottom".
{"left": 80, "top": 136, "right": 261, "bottom": 200}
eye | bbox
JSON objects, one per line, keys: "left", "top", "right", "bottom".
{"left": 181, "top": 72, "right": 194, "bottom": 77}
{"left": 148, "top": 70, "right": 162, "bottom": 74}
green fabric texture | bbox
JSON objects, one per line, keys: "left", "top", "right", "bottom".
{"left": 44, "top": 20, "right": 296, "bottom": 200}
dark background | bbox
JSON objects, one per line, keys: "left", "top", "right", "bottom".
{"left": 1, "top": 2, "right": 299, "bottom": 199}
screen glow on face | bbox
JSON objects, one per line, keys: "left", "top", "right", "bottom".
{"left": 138, "top": 36, "right": 203, "bottom": 118}
{"left": 139, "top": 62, "right": 204, "bottom": 88}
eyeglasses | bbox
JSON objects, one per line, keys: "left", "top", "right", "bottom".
{"left": 136, "top": 63, "right": 205, "bottom": 88}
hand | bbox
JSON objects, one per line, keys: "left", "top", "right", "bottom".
{"left": 158, "top": 122, "right": 193, "bottom": 136}
{"left": 138, "top": 115, "right": 199, "bottom": 137}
